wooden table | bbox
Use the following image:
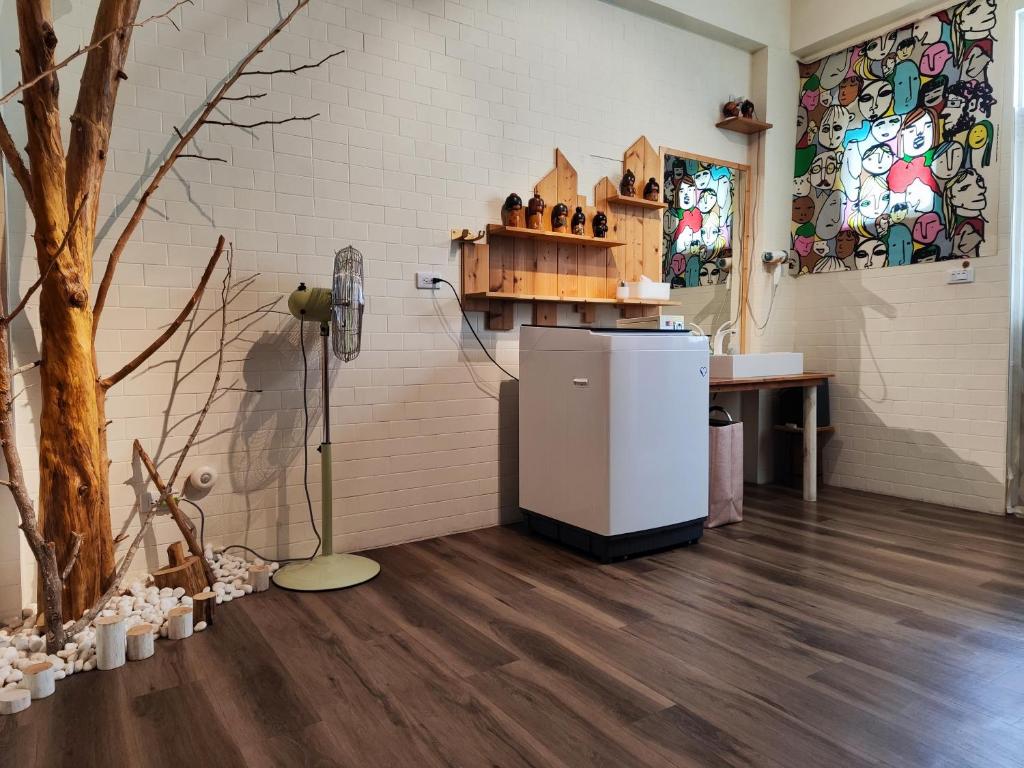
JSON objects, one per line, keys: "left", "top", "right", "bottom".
{"left": 710, "top": 372, "right": 833, "bottom": 502}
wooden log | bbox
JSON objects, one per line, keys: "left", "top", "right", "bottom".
{"left": 94, "top": 615, "right": 126, "bottom": 670}
{"left": 126, "top": 623, "right": 155, "bottom": 661}
{"left": 22, "top": 661, "right": 55, "bottom": 699}
{"left": 192, "top": 591, "right": 216, "bottom": 626}
{"left": 167, "top": 606, "right": 193, "bottom": 640}
{"left": 0, "top": 688, "right": 31, "bottom": 715}
{"left": 152, "top": 541, "right": 208, "bottom": 596}
{"left": 248, "top": 564, "right": 270, "bottom": 593}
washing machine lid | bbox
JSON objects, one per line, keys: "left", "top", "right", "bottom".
{"left": 520, "top": 325, "right": 706, "bottom": 352}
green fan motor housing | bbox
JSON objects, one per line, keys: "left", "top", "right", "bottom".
{"left": 287, "top": 282, "right": 333, "bottom": 324}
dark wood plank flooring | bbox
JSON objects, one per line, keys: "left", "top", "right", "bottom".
{"left": 5, "top": 484, "right": 1024, "bottom": 767}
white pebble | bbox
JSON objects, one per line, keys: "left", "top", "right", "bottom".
{"left": 172, "top": 587, "right": 186, "bottom": 599}
{"left": 194, "top": 621, "right": 207, "bottom": 632}
{"left": 83, "top": 660, "right": 95, "bottom": 672}
{"left": 5, "top": 669, "right": 23, "bottom": 684}
{"left": 180, "top": 596, "right": 193, "bottom": 607}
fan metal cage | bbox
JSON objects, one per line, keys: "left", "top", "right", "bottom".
{"left": 331, "top": 245, "right": 364, "bottom": 362}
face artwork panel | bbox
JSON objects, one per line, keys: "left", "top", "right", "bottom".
{"left": 792, "top": 0, "right": 996, "bottom": 277}
{"left": 664, "top": 156, "right": 737, "bottom": 286}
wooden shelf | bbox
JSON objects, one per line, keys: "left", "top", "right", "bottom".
{"left": 466, "top": 291, "right": 678, "bottom": 307}
{"left": 607, "top": 194, "right": 667, "bottom": 210}
{"left": 716, "top": 116, "right": 773, "bottom": 135}
{"left": 486, "top": 224, "right": 625, "bottom": 248}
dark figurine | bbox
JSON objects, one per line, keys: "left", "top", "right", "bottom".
{"left": 643, "top": 177, "right": 660, "bottom": 202}
{"left": 526, "top": 188, "right": 545, "bottom": 230}
{"left": 551, "top": 202, "right": 569, "bottom": 233}
{"left": 592, "top": 211, "right": 608, "bottom": 238}
{"left": 502, "top": 193, "right": 524, "bottom": 227}
{"left": 740, "top": 99, "right": 755, "bottom": 118}
{"left": 571, "top": 206, "right": 586, "bottom": 236}
{"left": 620, "top": 169, "right": 636, "bottom": 197}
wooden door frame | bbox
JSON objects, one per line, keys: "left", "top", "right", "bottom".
{"left": 659, "top": 146, "right": 753, "bottom": 353}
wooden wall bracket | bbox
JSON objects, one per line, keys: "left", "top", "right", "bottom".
{"left": 452, "top": 228, "right": 486, "bottom": 243}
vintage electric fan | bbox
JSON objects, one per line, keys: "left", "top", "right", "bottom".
{"left": 272, "top": 246, "right": 381, "bottom": 591}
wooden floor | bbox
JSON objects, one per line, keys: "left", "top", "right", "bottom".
{"left": 5, "top": 484, "right": 1024, "bottom": 767}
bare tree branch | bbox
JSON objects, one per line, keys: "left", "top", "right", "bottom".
{"left": 179, "top": 153, "right": 227, "bottom": 163}
{"left": 12, "top": 360, "right": 41, "bottom": 377}
{"left": 3, "top": 193, "right": 88, "bottom": 325}
{"left": 0, "top": 0, "right": 193, "bottom": 107}
{"left": 205, "top": 113, "right": 318, "bottom": 130}
{"left": 216, "top": 92, "right": 267, "bottom": 103}
{"left": 241, "top": 49, "right": 345, "bottom": 77}
{"left": 0, "top": 115, "right": 32, "bottom": 201}
{"left": 100, "top": 235, "right": 225, "bottom": 389}
{"left": 61, "top": 531, "right": 84, "bottom": 581}
{"left": 134, "top": 440, "right": 214, "bottom": 585}
{"left": 167, "top": 245, "right": 233, "bottom": 490}
{"left": 92, "top": 0, "right": 319, "bottom": 333}
{"left": 0, "top": 320, "right": 65, "bottom": 650}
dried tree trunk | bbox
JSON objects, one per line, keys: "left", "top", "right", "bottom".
{"left": 17, "top": 0, "right": 110, "bottom": 621}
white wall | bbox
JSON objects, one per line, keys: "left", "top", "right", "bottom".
{"left": 762, "top": 0, "right": 1022, "bottom": 513}
{"left": 0, "top": 0, "right": 774, "bottom": 613}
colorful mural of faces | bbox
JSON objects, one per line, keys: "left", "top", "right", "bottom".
{"left": 792, "top": 0, "right": 996, "bottom": 275}
{"left": 663, "top": 155, "right": 735, "bottom": 287}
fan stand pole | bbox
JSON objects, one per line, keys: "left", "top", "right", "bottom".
{"left": 271, "top": 324, "right": 381, "bottom": 592}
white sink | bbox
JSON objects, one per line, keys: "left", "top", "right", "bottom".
{"left": 709, "top": 352, "right": 804, "bottom": 379}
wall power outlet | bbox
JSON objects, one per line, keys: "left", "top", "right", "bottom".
{"left": 416, "top": 271, "right": 442, "bottom": 289}
{"left": 947, "top": 266, "right": 975, "bottom": 285}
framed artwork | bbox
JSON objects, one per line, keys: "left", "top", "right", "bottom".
{"left": 662, "top": 150, "right": 743, "bottom": 288}
{"left": 792, "top": 0, "right": 997, "bottom": 274}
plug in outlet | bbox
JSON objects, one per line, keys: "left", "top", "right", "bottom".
{"left": 947, "top": 266, "right": 975, "bottom": 284}
{"left": 416, "top": 271, "right": 442, "bottom": 290}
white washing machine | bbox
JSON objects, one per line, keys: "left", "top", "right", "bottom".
{"left": 519, "top": 325, "right": 709, "bottom": 560}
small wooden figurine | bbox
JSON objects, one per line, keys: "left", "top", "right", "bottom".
{"left": 643, "top": 177, "right": 660, "bottom": 202}
{"left": 502, "top": 193, "right": 524, "bottom": 227}
{"left": 551, "top": 202, "right": 569, "bottom": 233}
{"left": 740, "top": 99, "right": 755, "bottom": 118}
{"left": 593, "top": 211, "right": 608, "bottom": 238}
{"left": 571, "top": 206, "right": 586, "bottom": 236}
{"left": 722, "top": 100, "right": 741, "bottom": 118}
{"left": 620, "top": 169, "right": 636, "bottom": 197}
{"left": 526, "top": 189, "right": 545, "bottom": 230}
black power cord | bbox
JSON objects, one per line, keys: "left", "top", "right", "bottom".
{"left": 187, "top": 315, "right": 323, "bottom": 566}
{"left": 432, "top": 278, "right": 518, "bottom": 381}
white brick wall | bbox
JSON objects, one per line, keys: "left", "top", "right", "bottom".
{"left": 1, "top": 0, "right": 756, "bottom": 612}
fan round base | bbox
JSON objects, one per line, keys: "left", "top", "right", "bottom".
{"left": 271, "top": 553, "right": 380, "bottom": 592}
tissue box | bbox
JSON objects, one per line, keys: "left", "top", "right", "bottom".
{"left": 626, "top": 281, "right": 671, "bottom": 301}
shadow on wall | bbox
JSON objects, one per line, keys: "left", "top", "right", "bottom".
{"left": 807, "top": 278, "right": 1002, "bottom": 513}
{"left": 226, "top": 319, "right": 330, "bottom": 559}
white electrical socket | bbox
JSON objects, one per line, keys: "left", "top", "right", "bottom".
{"left": 416, "top": 271, "right": 442, "bottom": 289}
{"left": 947, "top": 266, "right": 975, "bottom": 284}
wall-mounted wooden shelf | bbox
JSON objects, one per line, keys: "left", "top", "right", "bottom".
{"left": 487, "top": 224, "right": 625, "bottom": 248}
{"left": 466, "top": 291, "right": 678, "bottom": 307}
{"left": 716, "top": 116, "right": 772, "bottom": 135}
{"left": 607, "top": 194, "right": 667, "bottom": 210}
{"left": 459, "top": 141, "right": 669, "bottom": 330}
